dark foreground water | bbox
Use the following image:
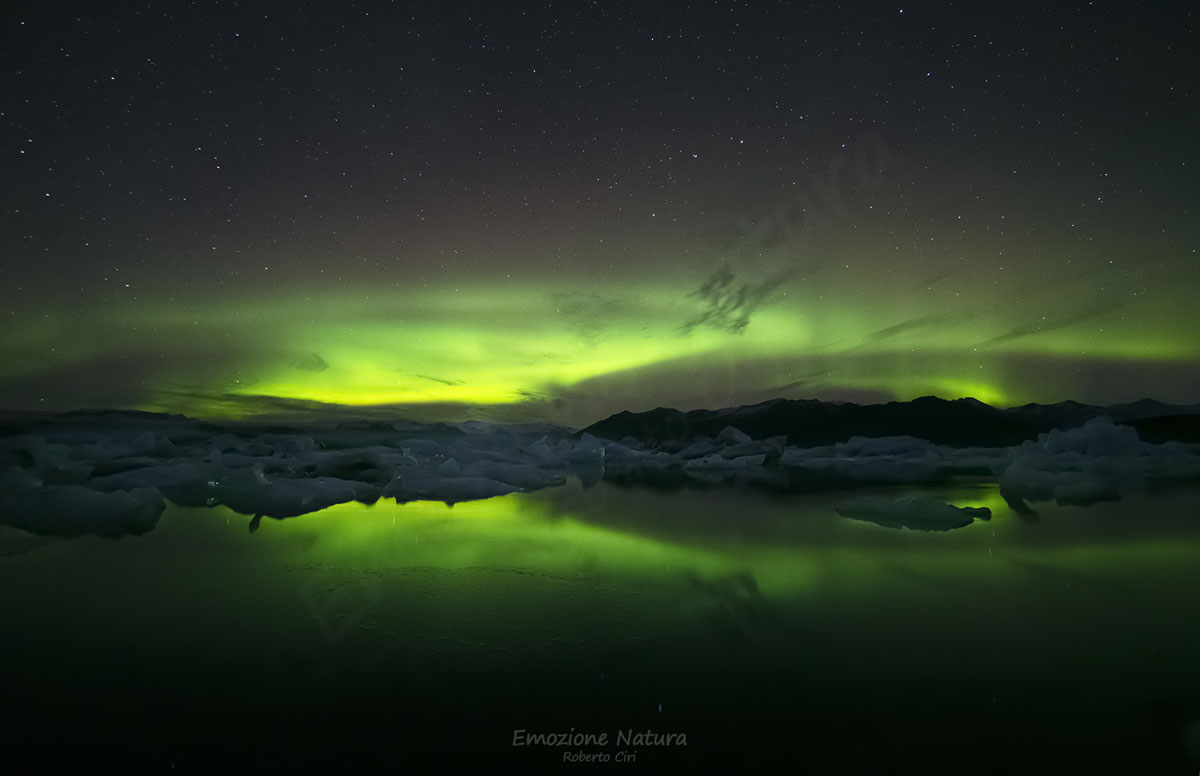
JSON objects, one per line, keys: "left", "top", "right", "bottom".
{"left": 3, "top": 480, "right": 1200, "bottom": 774}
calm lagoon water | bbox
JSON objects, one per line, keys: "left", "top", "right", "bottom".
{"left": 3, "top": 479, "right": 1200, "bottom": 773}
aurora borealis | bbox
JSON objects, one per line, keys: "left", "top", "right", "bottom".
{"left": 3, "top": 3, "right": 1197, "bottom": 424}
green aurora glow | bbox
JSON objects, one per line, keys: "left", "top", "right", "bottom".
{"left": 4, "top": 5, "right": 1197, "bottom": 423}
{"left": 4, "top": 269, "right": 1197, "bottom": 424}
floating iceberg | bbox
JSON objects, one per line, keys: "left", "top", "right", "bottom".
{"left": 995, "top": 417, "right": 1193, "bottom": 507}
{"left": 1, "top": 410, "right": 1197, "bottom": 537}
{"left": 0, "top": 467, "right": 164, "bottom": 538}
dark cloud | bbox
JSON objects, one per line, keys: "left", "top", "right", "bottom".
{"left": 868, "top": 314, "right": 954, "bottom": 342}
{"left": 682, "top": 264, "right": 801, "bottom": 335}
{"left": 977, "top": 301, "right": 1126, "bottom": 348}
{"left": 147, "top": 389, "right": 489, "bottom": 424}
{"left": 549, "top": 291, "right": 627, "bottom": 347}
{"left": 830, "top": 315, "right": 957, "bottom": 357}
{"left": 916, "top": 267, "right": 962, "bottom": 289}
{"left": 289, "top": 353, "right": 329, "bottom": 372}
{"left": 142, "top": 387, "right": 584, "bottom": 427}
{"left": 413, "top": 374, "right": 464, "bottom": 386}
{"left": 764, "top": 379, "right": 814, "bottom": 395}
{"left": 762, "top": 368, "right": 834, "bottom": 396}
{"left": 518, "top": 352, "right": 568, "bottom": 367}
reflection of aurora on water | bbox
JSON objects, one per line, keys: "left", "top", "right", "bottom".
{"left": 5, "top": 480, "right": 1200, "bottom": 770}
{"left": 210, "top": 484, "right": 1200, "bottom": 602}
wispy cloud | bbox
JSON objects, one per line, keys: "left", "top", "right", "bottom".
{"left": 868, "top": 314, "right": 954, "bottom": 342}
{"left": 977, "top": 301, "right": 1125, "bottom": 348}
{"left": 413, "top": 373, "right": 464, "bottom": 386}
{"left": 682, "top": 264, "right": 800, "bottom": 335}
{"left": 549, "top": 291, "right": 627, "bottom": 346}
{"left": 289, "top": 353, "right": 329, "bottom": 372}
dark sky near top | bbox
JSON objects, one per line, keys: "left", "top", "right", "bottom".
{"left": 2, "top": 2, "right": 1197, "bottom": 424}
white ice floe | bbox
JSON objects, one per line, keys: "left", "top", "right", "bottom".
{"left": 1, "top": 412, "right": 1197, "bottom": 537}
{"left": 995, "top": 417, "right": 1196, "bottom": 506}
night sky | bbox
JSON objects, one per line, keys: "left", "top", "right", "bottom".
{"left": 3, "top": 2, "right": 1197, "bottom": 426}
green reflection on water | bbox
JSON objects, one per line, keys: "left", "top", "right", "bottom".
{"left": 225, "top": 480, "right": 1200, "bottom": 607}
{"left": 3, "top": 481, "right": 1200, "bottom": 770}
{"left": 255, "top": 493, "right": 737, "bottom": 580}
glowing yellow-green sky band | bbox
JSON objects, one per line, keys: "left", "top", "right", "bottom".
{"left": 2, "top": 266, "right": 1197, "bottom": 424}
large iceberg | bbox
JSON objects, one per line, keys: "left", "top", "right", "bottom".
{"left": 996, "top": 417, "right": 1199, "bottom": 508}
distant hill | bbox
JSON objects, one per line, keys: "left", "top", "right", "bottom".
{"left": 581, "top": 396, "right": 1200, "bottom": 447}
